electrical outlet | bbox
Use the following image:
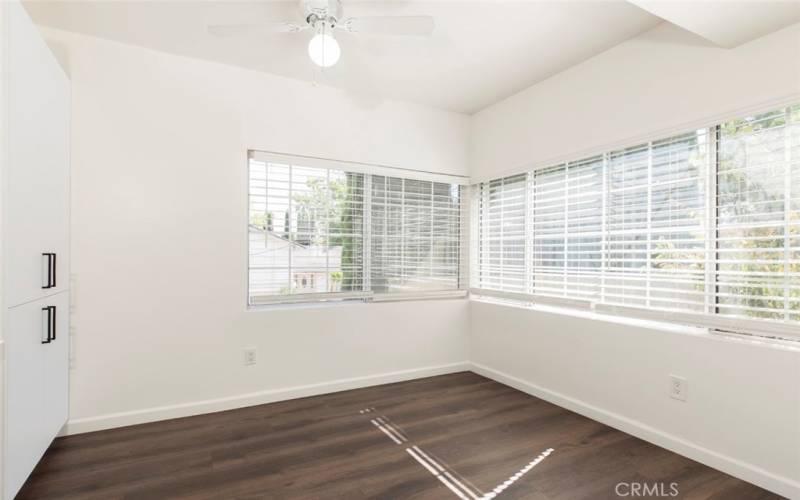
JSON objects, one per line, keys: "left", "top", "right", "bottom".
{"left": 244, "top": 347, "right": 257, "bottom": 366}
{"left": 669, "top": 375, "right": 687, "bottom": 401}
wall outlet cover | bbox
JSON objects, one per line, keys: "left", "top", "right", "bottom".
{"left": 244, "top": 347, "right": 257, "bottom": 366}
{"left": 669, "top": 374, "right": 687, "bottom": 401}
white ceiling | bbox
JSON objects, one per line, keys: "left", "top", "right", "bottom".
{"left": 629, "top": 0, "right": 800, "bottom": 48}
{"left": 23, "top": 1, "right": 663, "bottom": 114}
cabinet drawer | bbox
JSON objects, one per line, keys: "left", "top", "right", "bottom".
{"left": 5, "top": 292, "right": 69, "bottom": 499}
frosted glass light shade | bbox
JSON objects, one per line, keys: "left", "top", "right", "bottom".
{"left": 308, "top": 33, "right": 340, "bottom": 68}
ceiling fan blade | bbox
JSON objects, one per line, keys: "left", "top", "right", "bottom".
{"left": 207, "top": 23, "right": 306, "bottom": 37}
{"left": 340, "top": 16, "right": 435, "bottom": 36}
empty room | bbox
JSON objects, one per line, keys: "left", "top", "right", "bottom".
{"left": 1, "top": 0, "right": 799, "bottom": 498}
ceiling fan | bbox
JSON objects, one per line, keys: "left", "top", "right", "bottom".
{"left": 208, "top": 0, "right": 435, "bottom": 68}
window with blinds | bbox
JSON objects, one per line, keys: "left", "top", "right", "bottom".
{"left": 472, "top": 174, "right": 526, "bottom": 292}
{"left": 605, "top": 132, "right": 709, "bottom": 312}
{"left": 471, "top": 103, "right": 800, "bottom": 339}
{"left": 717, "top": 107, "right": 800, "bottom": 323}
{"left": 370, "top": 176, "right": 462, "bottom": 294}
{"left": 248, "top": 153, "right": 466, "bottom": 305}
{"left": 531, "top": 156, "right": 604, "bottom": 300}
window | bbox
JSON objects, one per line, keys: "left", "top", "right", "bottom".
{"left": 472, "top": 103, "right": 800, "bottom": 340}
{"left": 531, "top": 156, "right": 604, "bottom": 301}
{"left": 472, "top": 174, "right": 526, "bottom": 292}
{"left": 248, "top": 152, "right": 466, "bottom": 305}
{"left": 717, "top": 107, "right": 800, "bottom": 322}
{"left": 604, "top": 132, "right": 709, "bottom": 312}
{"left": 370, "top": 176, "right": 462, "bottom": 294}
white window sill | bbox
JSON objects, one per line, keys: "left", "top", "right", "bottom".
{"left": 247, "top": 291, "right": 468, "bottom": 312}
{"left": 470, "top": 296, "right": 800, "bottom": 352}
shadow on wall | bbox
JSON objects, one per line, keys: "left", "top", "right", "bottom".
{"left": 43, "top": 37, "right": 72, "bottom": 77}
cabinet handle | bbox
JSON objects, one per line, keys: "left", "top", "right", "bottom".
{"left": 41, "top": 306, "right": 52, "bottom": 344}
{"left": 49, "top": 306, "right": 56, "bottom": 341}
{"left": 42, "top": 253, "right": 52, "bottom": 288}
{"left": 51, "top": 253, "right": 57, "bottom": 288}
{"left": 41, "top": 253, "right": 56, "bottom": 289}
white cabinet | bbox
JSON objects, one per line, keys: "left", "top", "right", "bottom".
{"left": 5, "top": 293, "right": 68, "bottom": 498}
{"left": 1, "top": 1, "right": 71, "bottom": 499}
{"left": 41, "top": 293, "right": 69, "bottom": 443}
{"left": 4, "top": 301, "right": 44, "bottom": 500}
{"left": 4, "top": 0, "right": 70, "bottom": 308}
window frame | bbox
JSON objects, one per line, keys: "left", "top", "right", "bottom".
{"left": 247, "top": 150, "right": 469, "bottom": 308}
{"left": 470, "top": 103, "right": 800, "bottom": 342}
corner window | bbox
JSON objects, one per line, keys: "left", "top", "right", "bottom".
{"left": 472, "top": 104, "right": 800, "bottom": 340}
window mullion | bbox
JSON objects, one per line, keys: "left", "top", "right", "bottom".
{"left": 646, "top": 143, "right": 653, "bottom": 309}
{"left": 325, "top": 168, "right": 331, "bottom": 292}
{"left": 706, "top": 127, "right": 718, "bottom": 316}
{"left": 784, "top": 107, "right": 792, "bottom": 321}
{"left": 288, "top": 164, "right": 293, "bottom": 294}
{"left": 524, "top": 173, "right": 532, "bottom": 295}
{"left": 430, "top": 182, "right": 434, "bottom": 286}
{"left": 401, "top": 178, "right": 406, "bottom": 289}
{"left": 601, "top": 153, "right": 608, "bottom": 304}
{"left": 364, "top": 173, "right": 372, "bottom": 295}
{"left": 528, "top": 173, "right": 536, "bottom": 295}
{"left": 563, "top": 164, "right": 569, "bottom": 297}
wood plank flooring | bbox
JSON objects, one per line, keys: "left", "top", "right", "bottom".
{"left": 17, "top": 372, "right": 782, "bottom": 499}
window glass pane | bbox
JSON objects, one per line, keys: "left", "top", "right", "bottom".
{"left": 248, "top": 159, "right": 366, "bottom": 302}
{"left": 648, "top": 131, "right": 708, "bottom": 312}
{"left": 529, "top": 158, "right": 604, "bottom": 300}
{"left": 370, "top": 176, "right": 461, "bottom": 294}
{"left": 532, "top": 165, "right": 567, "bottom": 297}
{"left": 475, "top": 174, "right": 526, "bottom": 292}
{"left": 605, "top": 143, "right": 650, "bottom": 307}
{"left": 717, "top": 108, "right": 794, "bottom": 321}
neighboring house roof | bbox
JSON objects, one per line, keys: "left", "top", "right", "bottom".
{"left": 249, "top": 225, "right": 342, "bottom": 269}
{"left": 249, "top": 224, "right": 304, "bottom": 249}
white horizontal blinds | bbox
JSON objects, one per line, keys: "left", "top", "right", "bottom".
{"left": 435, "top": 183, "right": 464, "bottom": 289}
{"left": 531, "top": 165, "right": 567, "bottom": 296}
{"left": 605, "top": 143, "right": 650, "bottom": 307}
{"left": 472, "top": 103, "right": 800, "bottom": 336}
{"left": 475, "top": 174, "right": 527, "bottom": 292}
{"left": 601, "top": 133, "right": 708, "bottom": 312}
{"left": 530, "top": 158, "right": 604, "bottom": 300}
{"left": 647, "top": 131, "right": 709, "bottom": 312}
{"left": 336, "top": 171, "right": 366, "bottom": 292}
{"left": 248, "top": 158, "right": 365, "bottom": 303}
{"left": 567, "top": 157, "right": 604, "bottom": 300}
{"left": 716, "top": 106, "right": 800, "bottom": 322}
{"left": 369, "top": 176, "right": 461, "bottom": 294}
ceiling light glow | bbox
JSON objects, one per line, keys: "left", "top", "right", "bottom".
{"left": 308, "top": 33, "right": 340, "bottom": 67}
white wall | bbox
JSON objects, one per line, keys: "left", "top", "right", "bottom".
{"left": 469, "top": 21, "right": 800, "bottom": 498}
{"left": 38, "top": 28, "right": 471, "bottom": 433}
{"left": 470, "top": 21, "right": 800, "bottom": 180}
{"left": 470, "top": 302, "right": 800, "bottom": 498}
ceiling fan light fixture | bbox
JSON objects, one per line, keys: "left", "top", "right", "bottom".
{"left": 308, "top": 28, "right": 340, "bottom": 68}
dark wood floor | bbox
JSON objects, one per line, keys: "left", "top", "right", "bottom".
{"left": 18, "top": 372, "right": 781, "bottom": 500}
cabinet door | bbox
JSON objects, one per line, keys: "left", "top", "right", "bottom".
{"left": 42, "top": 291, "right": 70, "bottom": 442}
{"left": 4, "top": 1, "right": 70, "bottom": 308}
{"left": 5, "top": 299, "right": 49, "bottom": 500}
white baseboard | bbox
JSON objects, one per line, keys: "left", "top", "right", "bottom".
{"left": 64, "top": 362, "right": 470, "bottom": 435}
{"left": 470, "top": 362, "right": 799, "bottom": 500}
